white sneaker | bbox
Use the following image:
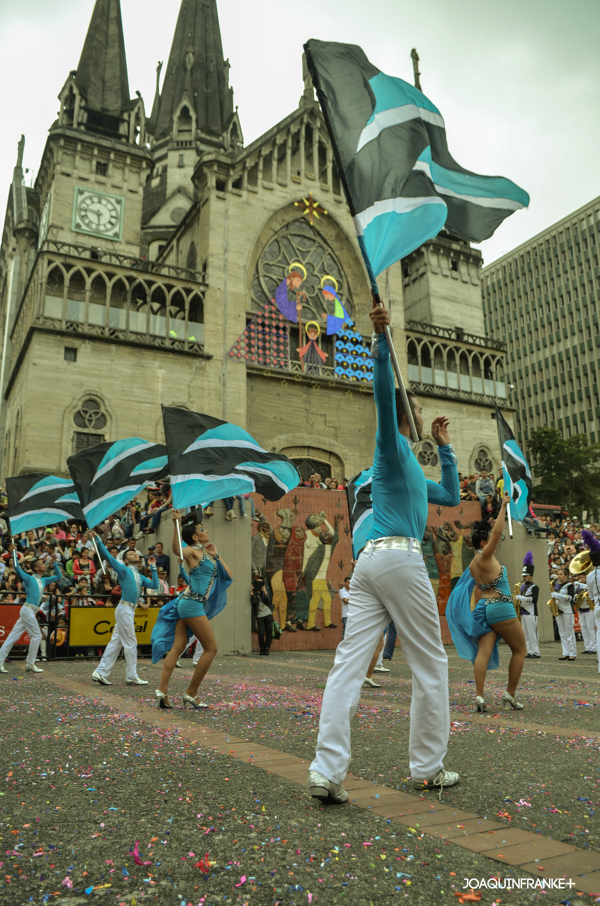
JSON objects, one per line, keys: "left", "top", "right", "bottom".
{"left": 91, "top": 670, "right": 112, "bottom": 685}
{"left": 308, "top": 770, "right": 349, "bottom": 804}
{"left": 25, "top": 664, "right": 44, "bottom": 673}
{"left": 373, "top": 665, "right": 390, "bottom": 673}
{"left": 412, "top": 768, "right": 460, "bottom": 792}
{"left": 0, "top": 664, "right": 8, "bottom": 674}
{"left": 126, "top": 677, "right": 149, "bottom": 685}
{"left": 174, "top": 660, "right": 183, "bottom": 668}
{"left": 363, "top": 676, "right": 381, "bottom": 688}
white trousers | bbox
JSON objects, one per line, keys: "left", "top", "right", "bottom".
{"left": 96, "top": 603, "right": 139, "bottom": 681}
{"left": 521, "top": 614, "right": 540, "bottom": 656}
{"left": 311, "top": 546, "right": 450, "bottom": 781}
{"left": 0, "top": 606, "right": 42, "bottom": 667}
{"left": 595, "top": 608, "right": 600, "bottom": 673}
{"left": 556, "top": 611, "right": 576, "bottom": 658}
{"left": 578, "top": 610, "right": 596, "bottom": 652}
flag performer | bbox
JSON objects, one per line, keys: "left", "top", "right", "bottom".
{"left": 0, "top": 554, "right": 62, "bottom": 674}
{"left": 90, "top": 533, "right": 159, "bottom": 686}
{"left": 152, "top": 510, "right": 232, "bottom": 710}
{"left": 308, "top": 303, "right": 461, "bottom": 801}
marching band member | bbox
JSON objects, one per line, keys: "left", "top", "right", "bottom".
{"left": 515, "top": 552, "right": 540, "bottom": 658}
{"left": 582, "top": 531, "right": 600, "bottom": 673}
{"left": 552, "top": 567, "right": 576, "bottom": 661}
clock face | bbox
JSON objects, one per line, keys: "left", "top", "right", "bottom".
{"left": 73, "top": 188, "right": 123, "bottom": 240}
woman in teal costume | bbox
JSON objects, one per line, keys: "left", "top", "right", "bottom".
{"left": 152, "top": 510, "right": 232, "bottom": 710}
{"left": 446, "top": 494, "right": 526, "bottom": 713}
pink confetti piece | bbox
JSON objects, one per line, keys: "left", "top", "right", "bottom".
{"left": 235, "top": 875, "right": 247, "bottom": 887}
{"left": 131, "top": 841, "right": 152, "bottom": 866}
{"left": 61, "top": 876, "right": 73, "bottom": 888}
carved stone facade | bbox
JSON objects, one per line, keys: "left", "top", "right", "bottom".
{"left": 0, "top": 0, "right": 508, "bottom": 488}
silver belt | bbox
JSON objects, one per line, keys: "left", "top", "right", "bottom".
{"left": 120, "top": 600, "right": 138, "bottom": 611}
{"left": 363, "top": 536, "right": 422, "bottom": 556}
{"left": 23, "top": 602, "right": 38, "bottom": 612}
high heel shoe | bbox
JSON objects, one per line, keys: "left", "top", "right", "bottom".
{"left": 155, "top": 689, "right": 172, "bottom": 709}
{"left": 475, "top": 696, "right": 487, "bottom": 712}
{"left": 502, "top": 691, "right": 524, "bottom": 710}
{"left": 182, "top": 692, "right": 208, "bottom": 710}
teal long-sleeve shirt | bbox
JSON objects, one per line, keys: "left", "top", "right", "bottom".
{"left": 96, "top": 539, "right": 158, "bottom": 603}
{"left": 370, "top": 332, "right": 460, "bottom": 542}
{"left": 13, "top": 556, "right": 62, "bottom": 609}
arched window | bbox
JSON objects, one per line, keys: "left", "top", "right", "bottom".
{"left": 72, "top": 397, "right": 107, "bottom": 453}
{"left": 66, "top": 268, "right": 87, "bottom": 323}
{"left": 416, "top": 438, "right": 439, "bottom": 468}
{"left": 473, "top": 446, "right": 493, "bottom": 474}
{"left": 44, "top": 266, "right": 66, "bottom": 320}
{"left": 176, "top": 105, "right": 193, "bottom": 138}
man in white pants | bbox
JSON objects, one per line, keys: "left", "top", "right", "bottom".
{"left": 0, "top": 555, "right": 62, "bottom": 673}
{"left": 515, "top": 553, "right": 540, "bottom": 658}
{"left": 582, "top": 531, "right": 600, "bottom": 673}
{"left": 91, "top": 534, "right": 158, "bottom": 685}
{"left": 308, "top": 304, "right": 460, "bottom": 802}
{"left": 551, "top": 568, "right": 576, "bottom": 661}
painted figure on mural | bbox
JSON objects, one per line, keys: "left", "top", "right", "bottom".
{"left": 296, "top": 511, "right": 338, "bottom": 630}
{"left": 273, "top": 263, "right": 306, "bottom": 323}
{"left": 265, "top": 508, "right": 297, "bottom": 629}
{"left": 449, "top": 519, "right": 476, "bottom": 587}
{"left": 251, "top": 517, "right": 271, "bottom": 587}
{"left": 298, "top": 321, "right": 327, "bottom": 375}
{"left": 281, "top": 522, "right": 307, "bottom": 632}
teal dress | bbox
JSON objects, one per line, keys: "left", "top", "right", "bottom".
{"left": 177, "top": 555, "right": 217, "bottom": 619}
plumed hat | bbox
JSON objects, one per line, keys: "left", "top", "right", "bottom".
{"left": 522, "top": 551, "right": 534, "bottom": 577}
{"left": 581, "top": 529, "right": 600, "bottom": 566}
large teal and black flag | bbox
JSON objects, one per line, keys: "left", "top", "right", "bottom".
{"left": 67, "top": 439, "right": 168, "bottom": 528}
{"left": 162, "top": 406, "right": 300, "bottom": 509}
{"left": 495, "top": 406, "right": 533, "bottom": 522}
{"left": 7, "top": 473, "right": 84, "bottom": 534}
{"left": 304, "top": 40, "right": 530, "bottom": 276}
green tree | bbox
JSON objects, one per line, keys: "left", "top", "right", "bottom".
{"left": 528, "top": 427, "right": 600, "bottom": 517}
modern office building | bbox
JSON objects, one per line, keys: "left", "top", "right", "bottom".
{"left": 482, "top": 197, "right": 600, "bottom": 450}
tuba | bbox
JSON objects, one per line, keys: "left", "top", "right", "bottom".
{"left": 569, "top": 551, "right": 593, "bottom": 577}
{"left": 512, "top": 582, "right": 522, "bottom": 623}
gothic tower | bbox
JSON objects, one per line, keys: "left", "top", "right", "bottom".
{"left": 143, "top": 0, "right": 242, "bottom": 258}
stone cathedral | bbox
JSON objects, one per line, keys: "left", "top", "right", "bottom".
{"left": 0, "top": 0, "right": 509, "bottom": 486}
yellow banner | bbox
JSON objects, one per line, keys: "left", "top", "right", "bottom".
{"left": 68, "top": 606, "right": 160, "bottom": 647}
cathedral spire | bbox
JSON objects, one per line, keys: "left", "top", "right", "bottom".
{"left": 153, "top": 0, "right": 234, "bottom": 141}
{"left": 75, "top": 0, "right": 130, "bottom": 116}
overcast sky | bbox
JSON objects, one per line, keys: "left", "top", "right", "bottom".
{"left": 1, "top": 0, "right": 599, "bottom": 266}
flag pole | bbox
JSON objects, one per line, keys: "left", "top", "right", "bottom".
{"left": 304, "top": 45, "right": 419, "bottom": 443}
{"left": 91, "top": 535, "right": 107, "bottom": 575}
{"left": 175, "top": 519, "right": 184, "bottom": 560}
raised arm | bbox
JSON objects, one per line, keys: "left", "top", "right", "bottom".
{"left": 140, "top": 557, "right": 159, "bottom": 592}
{"left": 369, "top": 305, "right": 407, "bottom": 466}
{"left": 479, "top": 494, "right": 509, "bottom": 563}
{"left": 426, "top": 419, "right": 460, "bottom": 506}
{"left": 43, "top": 562, "right": 63, "bottom": 588}
{"left": 12, "top": 552, "right": 29, "bottom": 584}
{"left": 91, "top": 533, "right": 125, "bottom": 578}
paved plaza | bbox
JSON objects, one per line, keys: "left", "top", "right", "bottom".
{"left": 1, "top": 642, "right": 599, "bottom": 906}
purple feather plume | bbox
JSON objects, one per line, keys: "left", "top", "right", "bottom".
{"left": 581, "top": 529, "right": 600, "bottom": 553}
{"left": 523, "top": 551, "right": 534, "bottom": 567}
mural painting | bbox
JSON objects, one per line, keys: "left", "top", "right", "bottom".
{"left": 250, "top": 490, "right": 481, "bottom": 651}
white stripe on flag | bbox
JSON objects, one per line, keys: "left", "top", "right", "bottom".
{"left": 171, "top": 471, "right": 251, "bottom": 485}
{"left": 352, "top": 507, "right": 373, "bottom": 537}
{"left": 235, "top": 464, "right": 290, "bottom": 494}
{"left": 20, "top": 480, "right": 73, "bottom": 503}
{"left": 183, "top": 438, "right": 266, "bottom": 456}
{"left": 412, "top": 160, "right": 524, "bottom": 210}
{"left": 91, "top": 441, "right": 157, "bottom": 485}
{"left": 353, "top": 195, "right": 446, "bottom": 236}
{"left": 83, "top": 485, "right": 142, "bottom": 519}
{"left": 356, "top": 105, "right": 445, "bottom": 153}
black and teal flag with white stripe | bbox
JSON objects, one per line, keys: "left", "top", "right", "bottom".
{"left": 67, "top": 438, "right": 168, "bottom": 528}
{"left": 162, "top": 406, "right": 300, "bottom": 509}
{"left": 304, "top": 40, "right": 530, "bottom": 276}
{"left": 347, "top": 468, "right": 373, "bottom": 559}
{"left": 496, "top": 406, "right": 533, "bottom": 523}
{"left": 7, "top": 472, "right": 84, "bottom": 534}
